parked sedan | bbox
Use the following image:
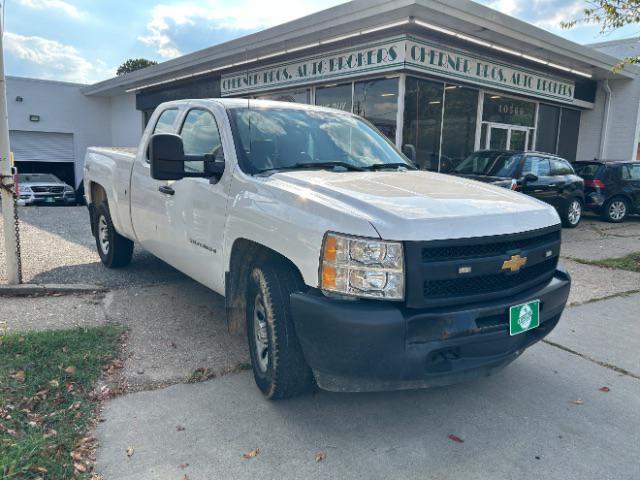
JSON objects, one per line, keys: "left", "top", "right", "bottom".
{"left": 573, "top": 160, "right": 640, "bottom": 222}
{"left": 17, "top": 173, "right": 76, "bottom": 205}
{"left": 452, "top": 150, "right": 585, "bottom": 228}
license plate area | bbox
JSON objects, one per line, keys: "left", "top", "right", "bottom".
{"left": 509, "top": 300, "right": 540, "bottom": 336}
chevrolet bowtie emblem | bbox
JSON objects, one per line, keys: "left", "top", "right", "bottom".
{"left": 502, "top": 254, "right": 527, "bottom": 272}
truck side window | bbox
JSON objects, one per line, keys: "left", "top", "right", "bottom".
{"left": 180, "top": 109, "right": 224, "bottom": 174}
{"left": 146, "top": 108, "right": 179, "bottom": 162}
{"left": 522, "top": 157, "right": 550, "bottom": 177}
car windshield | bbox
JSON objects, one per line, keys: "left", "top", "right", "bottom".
{"left": 227, "top": 106, "right": 414, "bottom": 173}
{"left": 573, "top": 162, "right": 603, "bottom": 179}
{"left": 17, "top": 173, "right": 62, "bottom": 183}
{"left": 454, "top": 152, "right": 522, "bottom": 177}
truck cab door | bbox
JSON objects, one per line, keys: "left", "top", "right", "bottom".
{"left": 162, "top": 106, "right": 232, "bottom": 294}
{"left": 130, "top": 107, "right": 180, "bottom": 261}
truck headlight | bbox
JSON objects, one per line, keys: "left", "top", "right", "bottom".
{"left": 18, "top": 185, "right": 31, "bottom": 193}
{"left": 320, "top": 233, "right": 404, "bottom": 300}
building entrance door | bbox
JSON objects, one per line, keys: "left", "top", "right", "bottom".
{"left": 485, "top": 124, "right": 530, "bottom": 151}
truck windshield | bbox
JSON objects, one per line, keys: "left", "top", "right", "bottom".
{"left": 227, "top": 106, "right": 414, "bottom": 174}
{"left": 454, "top": 152, "right": 522, "bottom": 177}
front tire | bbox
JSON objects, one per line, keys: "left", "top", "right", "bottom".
{"left": 562, "top": 198, "right": 582, "bottom": 228}
{"left": 246, "top": 260, "right": 314, "bottom": 399}
{"left": 602, "top": 197, "right": 628, "bottom": 223}
{"left": 94, "top": 202, "right": 133, "bottom": 268}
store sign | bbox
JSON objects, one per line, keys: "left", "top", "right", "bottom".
{"left": 221, "top": 35, "right": 576, "bottom": 103}
{"left": 221, "top": 39, "right": 405, "bottom": 96}
{"left": 405, "top": 37, "right": 575, "bottom": 102}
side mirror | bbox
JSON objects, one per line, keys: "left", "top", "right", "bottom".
{"left": 403, "top": 144, "right": 417, "bottom": 163}
{"left": 150, "top": 133, "right": 185, "bottom": 181}
{"left": 523, "top": 173, "right": 538, "bottom": 183}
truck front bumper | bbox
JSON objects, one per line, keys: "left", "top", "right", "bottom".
{"left": 290, "top": 267, "right": 570, "bottom": 392}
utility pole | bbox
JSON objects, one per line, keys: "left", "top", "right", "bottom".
{"left": 0, "top": 8, "right": 21, "bottom": 285}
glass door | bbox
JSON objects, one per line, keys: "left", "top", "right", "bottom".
{"left": 485, "top": 124, "right": 530, "bottom": 151}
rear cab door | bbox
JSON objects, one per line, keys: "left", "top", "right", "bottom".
{"left": 130, "top": 105, "right": 183, "bottom": 261}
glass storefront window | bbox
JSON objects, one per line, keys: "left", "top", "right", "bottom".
{"left": 483, "top": 95, "right": 536, "bottom": 127}
{"left": 353, "top": 78, "right": 398, "bottom": 141}
{"left": 557, "top": 109, "right": 581, "bottom": 162}
{"left": 402, "top": 77, "right": 444, "bottom": 171}
{"left": 440, "top": 85, "right": 478, "bottom": 171}
{"left": 315, "top": 83, "right": 352, "bottom": 112}
{"left": 536, "top": 104, "right": 560, "bottom": 155}
{"left": 256, "top": 88, "right": 311, "bottom": 104}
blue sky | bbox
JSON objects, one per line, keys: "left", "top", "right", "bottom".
{"left": 3, "top": 0, "right": 640, "bottom": 84}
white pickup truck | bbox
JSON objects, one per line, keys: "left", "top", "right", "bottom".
{"left": 84, "top": 99, "right": 571, "bottom": 399}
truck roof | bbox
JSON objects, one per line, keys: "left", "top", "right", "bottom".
{"left": 158, "top": 98, "right": 356, "bottom": 115}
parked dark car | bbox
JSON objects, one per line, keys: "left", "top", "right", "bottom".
{"left": 452, "top": 150, "right": 585, "bottom": 228}
{"left": 572, "top": 160, "right": 640, "bottom": 222}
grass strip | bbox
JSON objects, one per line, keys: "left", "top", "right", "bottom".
{"left": 572, "top": 252, "right": 640, "bottom": 273}
{"left": 1, "top": 325, "right": 123, "bottom": 479}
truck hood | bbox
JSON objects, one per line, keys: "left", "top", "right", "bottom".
{"left": 268, "top": 170, "right": 560, "bottom": 241}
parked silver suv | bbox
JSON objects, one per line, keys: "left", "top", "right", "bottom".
{"left": 17, "top": 173, "right": 76, "bottom": 205}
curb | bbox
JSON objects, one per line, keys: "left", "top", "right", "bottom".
{"left": 0, "top": 283, "right": 107, "bottom": 297}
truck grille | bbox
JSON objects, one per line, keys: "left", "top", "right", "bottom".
{"left": 405, "top": 226, "right": 561, "bottom": 309}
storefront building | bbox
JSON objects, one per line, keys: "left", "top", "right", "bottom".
{"left": 12, "top": 0, "right": 640, "bottom": 188}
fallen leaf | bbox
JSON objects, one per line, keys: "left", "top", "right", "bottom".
{"left": 171, "top": 342, "right": 177, "bottom": 349}
{"left": 70, "top": 451, "right": 83, "bottom": 461}
{"left": 243, "top": 448, "right": 260, "bottom": 459}
{"left": 448, "top": 434, "right": 464, "bottom": 443}
{"left": 599, "top": 386, "right": 610, "bottom": 393}
{"left": 315, "top": 452, "right": 327, "bottom": 462}
{"left": 49, "top": 379, "right": 60, "bottom": 388}
{"left": 126, "top": 447, "right": 134, "bottom": 457}
{"left": 179, "top": 463, "right": 189, "bottom": 469}
{"left": 176, "top": 425, "right": 185, "bottom": 432}
{"left": 571, "top": 399, "right": 585, "bottom": 405}
{"left": 74, "top": 462, "right": 87, "bottom": 473}
{"left": 11, "top": 370, "right": 26, "bottom": 381}
{"left": 182, "top": 475, "right": 190, "bottom": 480}
{"left": 28, "top": 466, "right": 48, "bottom": 473}
{"left": 64, "top": 366, "right": 77, "bottom": 375}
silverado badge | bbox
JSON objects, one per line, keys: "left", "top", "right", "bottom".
{"left": 502, "top": 254, "right": 527, "bottom": 272}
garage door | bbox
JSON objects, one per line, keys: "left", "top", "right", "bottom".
{"left": 9, "top": 131, "right": 74, "bottom": 163}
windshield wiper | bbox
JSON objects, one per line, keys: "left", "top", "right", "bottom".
{"left": 365, "top": 163, "right": 416, "bottom": 171}
{"left": 257, "top": 161, "right": 366, "bottom": 173}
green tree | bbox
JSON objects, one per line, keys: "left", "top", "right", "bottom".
{"left": 562, "top": 1, "right": 640, "bottom": 69}
{"left": 116, "top": 58, "right": 158, "bottom": 76}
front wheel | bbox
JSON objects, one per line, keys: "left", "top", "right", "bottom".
{"left": 562, "top": 198, "right": 582, "bottom": 228}
{"left": 94, "top": 202, "right": 133, "bottom": 268}
{"left": 246, "top": 260, "right": 314, "bottom": 399}
{"left": 602, "top": 197, "right": 628, "bottom": 223}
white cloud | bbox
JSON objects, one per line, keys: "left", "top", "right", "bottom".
{"left": 4, "top": 32, "right": 111, "bottom": 83}
{"left": 485, "top": 0, "right": 521, "bottom": 16}
{"left": 140, "top": 0, "right": 345, "bottom": 58}
{"left": 532, "top": 1, "right": 585, "bottom": 30}
{"left": 17, "top": 0, "right": 83, "bottom": 18}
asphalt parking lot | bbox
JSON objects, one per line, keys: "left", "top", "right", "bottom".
{"left": 1, "top": 205, "right": 639, "bottom": 479}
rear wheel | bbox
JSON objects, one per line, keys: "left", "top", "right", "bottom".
{"left": 246, "top": 260, "right": 314, "bottom": 399}
{"left": 602, "top": 197, "right": 628, "bottom": 223}
{"left": 94, "top": 202, "right": 133, "bottom": 268}
{"left": 562, "top": 198, "right": 582, "bottom": 228}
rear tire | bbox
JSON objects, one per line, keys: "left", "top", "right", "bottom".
{"left": 94, "top": 202, "right": 133, "bottom": 268}
{"left": 602, "top": 197, "right": 628, "bottom": 223}
{"left": 562, "top": 198, "right": 582, "bottom": 228}
{"left": 246, "top": 260, "right": 314, "bottom": 399}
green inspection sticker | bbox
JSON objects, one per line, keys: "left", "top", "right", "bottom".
{"left": 509, "top": 300, "right": 540, "bottom": 336}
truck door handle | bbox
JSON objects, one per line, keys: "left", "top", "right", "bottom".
{"left": 158, "top": 185, "right": 175, "bottom": 195}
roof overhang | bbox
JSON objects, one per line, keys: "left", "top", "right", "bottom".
{"left": 82, "top": 0, "right": 636, "bottom": 97}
